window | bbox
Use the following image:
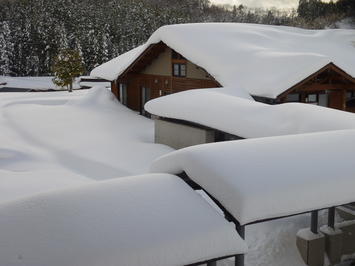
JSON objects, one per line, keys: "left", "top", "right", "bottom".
{"left": 318, "top": 94, "right": 328, "bottom": 107}
{"left": 286, "top": 93, "right": 300, "bottom": 102}
{"left": 141, "top": 87, "right": 151, "bottom": 116}
{"left": 172, "top": 63, "right": 187, "bottom": 77}
{"left": 304, "top": 93, "right": 328, "bottom": 107}
{"left": 305, "top": 94, "right": 318, "bottom": 104}
{"left": 119, "top": 83, "right": 127, "bottom": 106}
{"left": 172, "top": 50, "right": 187, "bottom": 77}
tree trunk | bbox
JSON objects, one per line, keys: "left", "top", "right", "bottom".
{"left": 69, "top": 79, "right": 73, "bottom": 93}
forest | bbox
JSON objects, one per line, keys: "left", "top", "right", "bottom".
{"left": 0, "top": 0, "right": 354, "bottom": 77}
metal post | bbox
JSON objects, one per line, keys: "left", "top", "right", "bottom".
{"left": 235, "top": 225, "right": 245, "bottom": 266}
{"left": 328, "top": 207, "right": 335, "bottom": 229}
{"left": 235, "top": 255, "right": 244, "bottom": 266}
{"left": 311, "top": 210, "right": 319, "bottom": 234}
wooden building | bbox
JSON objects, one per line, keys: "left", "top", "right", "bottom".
{"left": 110, "top": 42, "right": 220, "bottom": 114}
{"left": 103, "top": 44, "right": 355, "bottom": 113}
{"left": 90, "top": 24, "right": 355, "bottom": 114}
{"left": 256, "top": 63, "right": 355, "bottom": 112}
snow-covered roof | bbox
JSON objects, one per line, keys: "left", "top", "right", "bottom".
{"left": 0, "top": 174, "right": 247, "bottom": 266}
{"left": 91, "top": 23, "right": 355, "bottom": 98}
{"left": 150, "top": 130, "right": 355, "bottom": 225}
{"left": 145, "top": 88, "right": 355, "bottom": 138}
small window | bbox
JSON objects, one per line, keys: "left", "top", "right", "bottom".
{"left": 318, "top": 94, "right": 328, "bottom": 107}
{"left": 172, "top": 63, "right": 187, "bottom": 77}
{"left": 119, "top": 83, "right": 127, "bottom": 106}
{"left": 286, "top": 93, "right": 299, "bottom": 102}
{"left": 306, "top": 94, "right": 318, "bottom": 103}
{"left": 180, "top": 64, "right": 186, "bottom": 76}
{"left": 173, "top": 63, "right": 180, "bottom": 76}
{"left": 347, "top": 91, "right": 355, "bottom": 100}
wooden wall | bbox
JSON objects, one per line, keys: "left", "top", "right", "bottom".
{"left": 277, "top": 64, "right": 355, "bottom": 112}
{"left": 120, "top": 73, "right": 220, "bottom": 112}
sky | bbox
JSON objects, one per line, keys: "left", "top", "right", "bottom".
{"left": 210, "top": 0, "right": 333, "bottom": 10}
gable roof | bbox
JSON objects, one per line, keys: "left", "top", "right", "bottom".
{"left": 91, "top": 23, "right": 355, "bottom": 99}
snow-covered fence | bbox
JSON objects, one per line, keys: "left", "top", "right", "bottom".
{"left": 151, "top": 129, "right": 355, "bottom": 265}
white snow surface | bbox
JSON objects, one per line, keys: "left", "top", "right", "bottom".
{"left": 0, "top": 87, "right": 172, "bottom": 203}
{"left": 0, "top": 173, "right": 247, "bottom": 266}
{"left": 145, "top": 88, "right": 355, "bottom": 138}
{"left": 150, "top": 129, "right": 355, "bottom": 225}
{"left": 0, "top": 83, "right": 346, "bottom": 266}
{"left": 91, "top": 23, "right": 355, "bottom": 98}
{"left": 0, "top": 76, "right": 81, "bottom": 91}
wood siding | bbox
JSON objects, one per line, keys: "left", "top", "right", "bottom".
{"left": 277, "top": 63, "right": 355, "bottom": 112}
{"left": 116, "top": 42, "right": 221, "bottom": 112}
{"left": 119, "top": 73, "right": 220, "bottom": 111}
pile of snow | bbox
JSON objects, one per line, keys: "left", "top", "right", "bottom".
{"left": 0, "top": 174, "right": 247, "bottom": 266}
{"left": 145, "top": 88, "right": 355, "bottom": 138}
{"left": 151, "top": 129, "right": 355, "bottom": 225}
{"left": 91, "top": 23, "right": 355, "bottom": 98}
{"left": 0, "top": 87, "right": 172, "bottom": 203}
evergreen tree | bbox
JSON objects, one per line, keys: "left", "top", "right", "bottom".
{"left": 52, "top": 49, "right": 85, "bottom": 92}
{"left": 0, "top": 21, "right": 13, "bottom": 76}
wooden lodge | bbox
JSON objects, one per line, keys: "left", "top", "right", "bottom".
{"left": 110, "top": 42, "right": 221, "bottom": 114}
{"left": 89, "top": 24, "right": 355, "bottom": 114}
{"left": 107, "top": 42, "right": 355, "bottom": 113}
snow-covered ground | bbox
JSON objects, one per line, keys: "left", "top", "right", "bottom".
{"left": 0, "top": 76, "right": 104, "bottom": 91}
{"left": 0, "top": 76, "right": 74, "bottom": 91}
{"left": 0, "top": 87, "right": 172, "bottom": 203}
{"left": 0, "top": 86, "right": 348, "bottom": 266}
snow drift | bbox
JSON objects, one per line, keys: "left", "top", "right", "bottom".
{"left": 0, "top": 174, "right": 247, "bottom": 266}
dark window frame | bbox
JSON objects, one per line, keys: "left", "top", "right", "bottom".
{"left": 172, "top": 63, "right": 187, "bottom": 77}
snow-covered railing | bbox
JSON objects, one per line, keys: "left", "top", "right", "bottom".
{"left": 151, "top": 129, "right": 355, "bottom": 265}
{"left": 0, "top": 174, "right": 247, "bottom": 266}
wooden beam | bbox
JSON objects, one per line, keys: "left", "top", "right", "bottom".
{"left": 297, "top": 83, "right": 355, "bottom": 92}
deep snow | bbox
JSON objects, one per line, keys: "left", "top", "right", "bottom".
{"left": 0, "top": 174, "right": 247, "bottom": 266}
{"left": 0, "top": 87, "right": 172, "bottom": 203}
{"left": 0, "top": 86, "right": 348, "bottom": 266}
